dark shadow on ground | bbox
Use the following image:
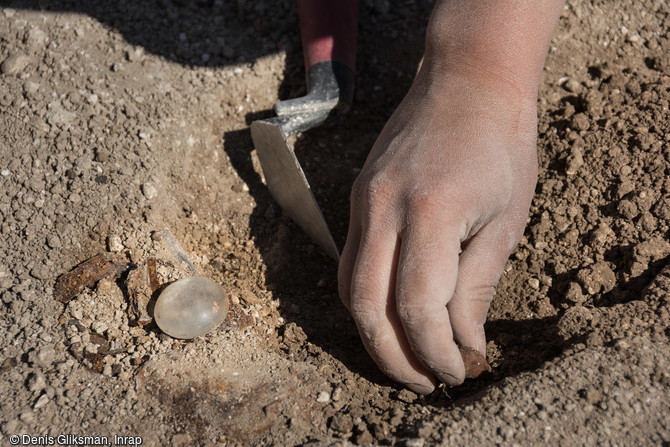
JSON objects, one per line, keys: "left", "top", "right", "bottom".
{"left": 425, "top": 314, "right": 566, "bottom": 405}
{"left": 1, "top": 0, "right": 299, "bottom": 69}
{"left": 221, "top": 0, "right": 437, "bottom": 386}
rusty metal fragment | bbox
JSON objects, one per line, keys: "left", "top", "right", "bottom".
{"left": 459, "top": 345, "right": 492, "bottom": 379}
{"left": 89, "top": 332, "right": 111, "bottom": 355}
{"left": 126, "top": 258, "right": 160, "bottom": 325}
{"left": 53, "top": 253, "right": 129, "bottom": 303}
{"left": 147, "top": 257, "right": 160, "bottom": 294}
{"left": 69, "top": 342, "right": 105, "bottom": 373}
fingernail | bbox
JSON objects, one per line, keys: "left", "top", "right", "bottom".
{"left": 436, "top": 370, "right": 465, "bottom": 387}
{"left": 406, "top": 381, "right": 435, "bottom": 395}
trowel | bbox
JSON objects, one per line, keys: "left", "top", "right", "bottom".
{"left": 251, "top": 0, "right": 358, "bottom": 261}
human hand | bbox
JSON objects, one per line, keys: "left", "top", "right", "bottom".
{"left": 337, "top": 0, "right": 565, "bottom": 395}
{"left": 338, "top": 66, "right": 539, "bottom": 393}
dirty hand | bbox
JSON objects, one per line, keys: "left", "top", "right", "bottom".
{"left": 338, "top": 70, "right": 537, "bottom": 393}
{"left": 338, "top": 0, "right": 565, "bottom": 393}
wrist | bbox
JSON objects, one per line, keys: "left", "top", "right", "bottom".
{"left": 423, "top": 0, "right": 565, "bottom": 99}
{"left": 410, "top": 65, "right": 539, "bottom": 150}
{"left": 418, "top": 52, "right": 539, "bottom": 110}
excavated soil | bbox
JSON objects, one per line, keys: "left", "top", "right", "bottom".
{"left": 1, "top": 0, "right": 669, "bottom": 445}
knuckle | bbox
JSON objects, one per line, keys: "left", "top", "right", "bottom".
{"left": 351, "top": 306, "right": 387, "bottom": 347}
{"left": 349, "top": 297, "right": 380, "bottom": 327}
{"left": 396, "top": 297, "right": 432, "bottom": 325}
{"left": 349, "top": 289, "right": 386, "bottom": 333}
{"left": 469, "top": 284, "right": 496, "bottom": 304}
{"left": 405, "top": 189, "right": 455, "bottom": 222}
{"left": 352, "top": 174, "right": 396, "bottom": 218}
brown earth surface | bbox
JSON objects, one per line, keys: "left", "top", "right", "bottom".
{"left": 1, "top": 0, "right": 670, "bottom": 445}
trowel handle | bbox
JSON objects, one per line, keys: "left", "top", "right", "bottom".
{"left": 273, "top": 0, "right": 358, "bottom": 128}
{"left": 298, "top": 0, "right": 358, "bottom": 71}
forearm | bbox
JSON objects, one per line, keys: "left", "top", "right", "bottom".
{"left": 423, "top": 0, "right": 565, "bottom": 98}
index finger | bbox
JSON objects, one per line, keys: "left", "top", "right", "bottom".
{"left": 395, "top": 210, "right": 466, "bottom": 386}
{"left": 349, "top": 225, "right": 438, "bottom": 394}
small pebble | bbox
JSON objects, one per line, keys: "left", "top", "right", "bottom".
{"left": 331, "top": 386, "right": 343, "bottom": 402}
{"left": 316, "top": 391, "right": 331, "bottom": 403}
{"left": 28, "top": 347, "right": 55, "bottom": 368}
{"left": 108, "top": 235, "right": 124, "bottom": 252}
{"left": 563, "top": 78, "right": 582, "bottom": 93}
{"left": 583, "top": 388, "right": 602, "bottom": 405}
{"left": 24, "top": 28, "right": 47, "bottom": 49}
{"left": 33, "top": 394, "right": 49, "bottom": 410}
{"left": 46, "top": 234, "right": 62, "bottom": 248}
{"left": 20, "top": 411, "right": 35, "bottom": 423}
{"left": 142, "top": 182, "right": 158, "bottom": 200}
{"left": 572, "top": 113, "right": 590, "bottom": 131}
{"left": 91, "top": 321, "right": 108, "bottom": 334}
{"left": 565, "top": 147, "right": 584, "bottom": 175}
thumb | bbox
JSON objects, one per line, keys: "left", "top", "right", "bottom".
{"left": 447, "top": 218, "right": 520, "bottom": 354}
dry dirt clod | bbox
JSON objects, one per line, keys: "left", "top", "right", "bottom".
{"left": 28, "top": 372, "right": 46, "bottom": 392}
{"left": 1, "top": 357, "right": 18, "bottom": 373}
{"left": 0, "top": 53, "right": 30, "bottom": 75}
{"left": 557, "top": 306, "right": 594, "bottom": 340}
{"left": 577, "top": 261, "right": 616, "bottom": 295}
{"left": 396, "top": 389, "right": 417, "bottom": 403}
{"left": 27, "top": 347, "right": 55, "bottom": 368}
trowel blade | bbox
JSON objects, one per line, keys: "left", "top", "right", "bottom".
{"left": 251, "top": 119, "right": 340, "bottom": 261}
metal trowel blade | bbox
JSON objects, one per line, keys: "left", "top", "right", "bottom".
{"left": 251, "top": 119, "right": 340, "bottom": 261}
